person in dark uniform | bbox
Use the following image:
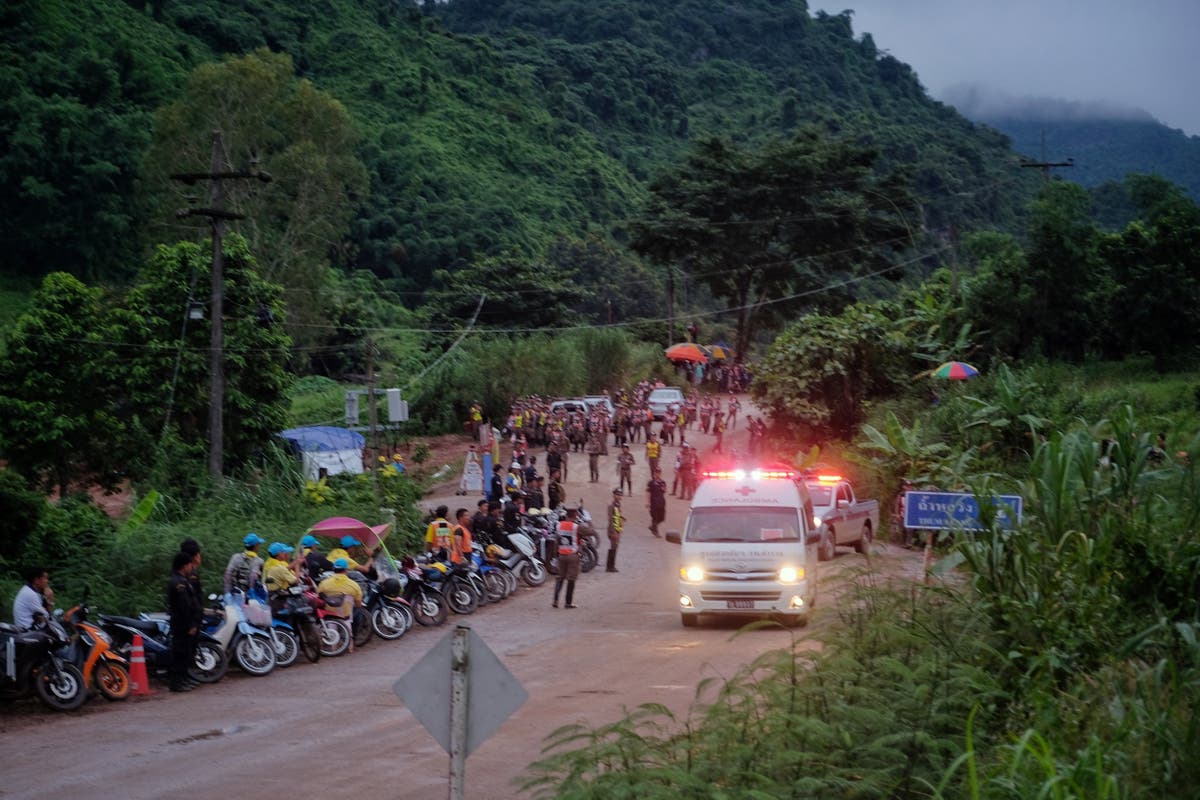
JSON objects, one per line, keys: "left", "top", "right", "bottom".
{"left": 167, "top": 551, "right": 202, "bottom": 692}
{"left": 606, "top": 488, "right": 623, "bottom": 573}
{"left": 552, "top": 506, "right": 583, "bottom": 608}
{"left": 488, "top": 463, "right": 505, "bottom": 504}
{"left": 646, "top": 468, "right": 667, "bottom": 537}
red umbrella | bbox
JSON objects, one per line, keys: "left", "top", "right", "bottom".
{"left": 665, "top": 342, "right": 711, "bottom": 363}
{"left": 305, "top": 516, "right": 392, "bottom": 549}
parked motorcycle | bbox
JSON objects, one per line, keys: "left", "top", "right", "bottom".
{"left": 362, "top": 577, "right": 413, "bottom": 640}
{"left": 271, "top": 585, "right": 322, "bottom": 663}
{"left": 507, "top": 530, "right": 549, "bottom": 586}
{"left": 401, "top": 558, "right": 448, "bottom": 626}
{"left": 202, "top": 592, "right": 276, "bottom": 676}
{"left": 0, "top": 617, "right": 87, "bottom": 711}
{"left": 61, "top": 590, "right": 130, "bottom": 701}
{"left": 99, "top": 614, "right": 227, "bottom": 684}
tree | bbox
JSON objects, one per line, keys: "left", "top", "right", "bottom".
{"left": 425, "top": 252, "right": 593, "bottom": 331}
{"left": 630, "top": 131, "right": 915, "bottom": 357}
{"left": 142, "top": 49, "right": 368, "bottom": 345}
{"left": 751, "top": 300, "right": 908, "bottom": 440}
{"left": 0, "top": 273, "right": 124, "bottom": 495}
{"left": 110, "top": 235, "right": 292, "bottom": 480}
{"left": 1101, "top": 188, "right": 1200, "bottom": 370}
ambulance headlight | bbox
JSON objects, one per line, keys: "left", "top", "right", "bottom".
{"left": 813, "top": 515, "right": 823, "bottom": 528}
{"left": 680, "top": 565, "right": 705, "bottom": 583}
{"left": 778, "top": 566, "right": 804, "bottom": 584}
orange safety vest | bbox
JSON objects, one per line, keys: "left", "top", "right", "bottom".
{"left": 556, "top": 521, "right": 579, "bottom": 555}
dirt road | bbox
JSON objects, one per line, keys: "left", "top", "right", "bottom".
{"left": 0, "top": 398, "right": 923, "bottom": 800}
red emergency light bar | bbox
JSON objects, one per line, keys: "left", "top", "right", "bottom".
{"left": 812, "top": 474, "right": 843, "bottom": 484}
{"left": 700, "top": 468, "right": 797, "bottom": 480}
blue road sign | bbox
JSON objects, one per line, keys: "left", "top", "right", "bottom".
{"left": 903, "top": 491, "right": 1023, "bottom": 531}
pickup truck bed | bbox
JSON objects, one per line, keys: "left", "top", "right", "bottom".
{"left": 804, "top": 476, "right": 880, "bottom": 561}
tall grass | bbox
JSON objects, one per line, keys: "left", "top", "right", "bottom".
{"left": 522, "top": 404, "right": 1200, "bottom": 799}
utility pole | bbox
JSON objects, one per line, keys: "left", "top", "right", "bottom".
{"left": 173, "top": 131, "right": 271, "bottom": 482}
{"left": 1020, "top": 129, "right": 1074, "bottom": 182}
{"left": 666, "top": 265, "right": 675, "bottom": 347}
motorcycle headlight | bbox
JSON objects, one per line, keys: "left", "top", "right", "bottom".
{"left": 778, "top": 566, "right": 804, "bottom": 584}
{"left": 680, "top": 565, "right": 705, "bottom": 583}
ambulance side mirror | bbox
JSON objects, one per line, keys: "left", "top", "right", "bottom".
{"left": 665, "top": 531, "right": 682, "bottom": 544}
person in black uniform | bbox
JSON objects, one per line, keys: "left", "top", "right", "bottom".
{"left": 167, "top": 551, "right": 202, "bottom": 692}
{"left": 646, "top": 468, "right": 668, "bottom": 537}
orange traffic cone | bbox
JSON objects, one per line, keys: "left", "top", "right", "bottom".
{"left": 129, "top": 633, "right": 154, "bottom": 696}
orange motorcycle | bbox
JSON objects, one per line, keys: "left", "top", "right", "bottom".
{"left": 62, "top": 589, "right": 130, "bottom": 701}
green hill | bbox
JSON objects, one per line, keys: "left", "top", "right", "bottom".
{"left": 1, "top": 0, "right": 1039, "bottom": 294}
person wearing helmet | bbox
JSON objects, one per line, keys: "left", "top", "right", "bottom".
{"left": 224, "top": 533, "right": 266, "bottom": 593}
{"left": 327, "top": 535, "right": 376, "bottom": 576}
{"left": 263, "top": 542, "right": 300, "bottom": 594}
{"left": 299, "top": 534, "right": 334, "bottom": 580}
{"left": 316, "top": 559, "right": 363, "bottom": 652}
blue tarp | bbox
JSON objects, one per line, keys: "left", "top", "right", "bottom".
{"left": 280, "top": 426, "right": 365, "bottom": 452}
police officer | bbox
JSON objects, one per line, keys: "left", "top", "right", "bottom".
{"left": 606, "top": 488, "right": 623, "bottom": 573}
{"left": 167, "top": 551, "right": 202, "bottom": 692}
{"left": 552, "top": 505, "right": 583, "bottom": 608}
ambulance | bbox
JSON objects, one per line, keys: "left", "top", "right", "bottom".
{"left": 666, "top": 465, "right": 818, "bottom": 627}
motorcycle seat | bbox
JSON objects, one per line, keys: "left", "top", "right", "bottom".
{"left": 100, "top": 615, "right": 161, "bottom": 635}
{"left": 0, "top": 622, "right": 18, "bottom": 634}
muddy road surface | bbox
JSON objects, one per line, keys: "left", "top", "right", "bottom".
{"left": 0, "top": 398, "right": 923, "bottom": 799}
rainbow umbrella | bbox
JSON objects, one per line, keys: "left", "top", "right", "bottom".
{"left": 707, "top": 343, "right": 735, "bottom": 361}
{"left": 932, "top": 361, "right": 979, "bottom": 380}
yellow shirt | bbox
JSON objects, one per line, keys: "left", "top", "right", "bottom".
{"left": 316, "top": 573, "right": 362, "bottom": 619}
{"left": 326, "top": 548, "right": 364, "bottom": 571}
{"left": 263, "top": 557, "right": 297, "bottom": 592}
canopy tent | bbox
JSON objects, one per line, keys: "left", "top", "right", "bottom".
{"left": 279, "top": 426, "right": 365, "bottom": 481}
{"left": 305, "top": 516, "right": 391, "bottom": 549}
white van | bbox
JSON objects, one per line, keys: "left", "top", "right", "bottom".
{"left": 666, "top": 467, "right": 818, "bottom": 627}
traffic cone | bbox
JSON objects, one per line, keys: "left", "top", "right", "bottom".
{"left": 129, "top": 633, "right": 154, "bottom": 696}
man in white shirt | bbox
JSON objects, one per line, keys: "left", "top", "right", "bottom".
{"left": 13, "top": 566, "right": 52, "bottom": 630}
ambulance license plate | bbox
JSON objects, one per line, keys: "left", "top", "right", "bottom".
{"left": 726, "top": 599, "right": 754, "bottom": 609}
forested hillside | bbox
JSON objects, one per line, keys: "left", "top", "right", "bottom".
{"left": 2, "top": 0, "right": 1039, "bottom": 297}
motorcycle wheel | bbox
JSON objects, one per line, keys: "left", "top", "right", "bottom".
{"left": 318, "top": 619, "right": 351, "bottom": 657}
{"left": 580, "top": 546, "right": 598, "bottom": 573}
{"left": 522, "top": 559, "right": 548, "bottom": 587}
{"left": 94, "top": 661, "right": 131, "bottom": 701}
{"left": 468, "top": 575, "right": 489, "bottom": 607}
{"left": 371, "top": 605, "right": 407, "bottom": 640}
{"left": 502, "top": 569, "right": 519, "bottom": 595}
{"left": 234, "top": 634, "right": 276, "bottom": 676}
{"left": 299, "top": 619, "right": 322, "bottom": 663}
{"left": 413, "top": 591, "right": 448, "bottom": 627}
{"left": 445, "top": 579, "right": 479, "bottom": 615}
{"left": 35, "top": 662, "right": 86, "bottom": 712}
{"left": 190, "top": 641, "right": 228, "bottom": 683}
{"left": 353, "top": 611, "right": 373, "bottom": 648}
{"left": 483, "top": 571, "right": 507, "bottom": 603}
{"left": 271, "top": 629, "right": 300, "bottom": 668}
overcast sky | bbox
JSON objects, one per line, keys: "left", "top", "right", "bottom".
{"left": 810, "top": 0, "right": 1200, "bottom": 136}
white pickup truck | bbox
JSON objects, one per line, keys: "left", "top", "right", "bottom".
{"left": 803, "top": 473, "right": 879, "bottom": 561}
